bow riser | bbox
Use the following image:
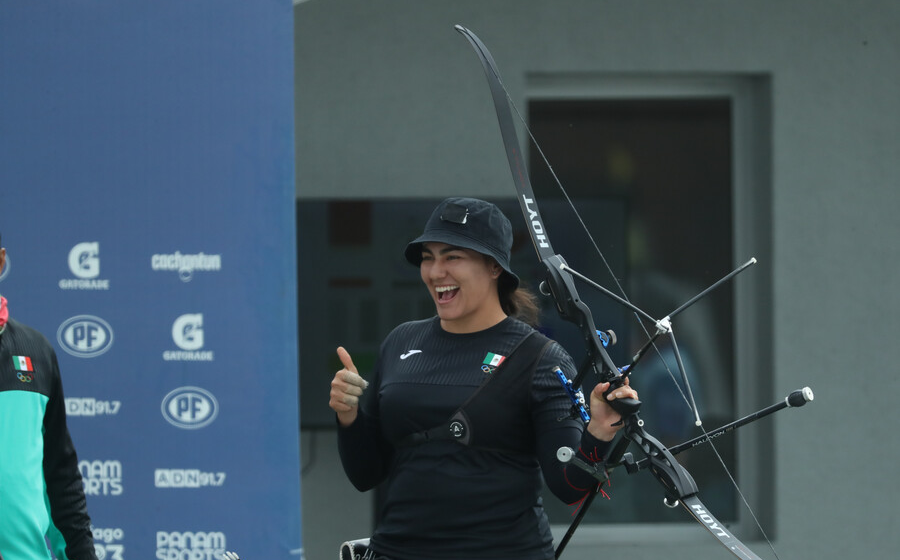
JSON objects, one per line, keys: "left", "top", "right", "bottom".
{"left": 541, "top": 255, "right": 641, "bottom": 417}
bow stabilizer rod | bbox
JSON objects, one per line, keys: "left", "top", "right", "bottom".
{"left": 629, "top": 387, "right": 815, "bottom": 468}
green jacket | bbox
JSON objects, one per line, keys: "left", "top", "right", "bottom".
{"left": 0, "top": 318, "right": 97, "bottom": 560}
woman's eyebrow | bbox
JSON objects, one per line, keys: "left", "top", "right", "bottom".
{"left": 422, "top": 245, "right": 465, "bottom": 255}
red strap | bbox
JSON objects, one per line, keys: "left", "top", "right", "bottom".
{"left": 0, "top": 295, "right": 8, "bottom": 330}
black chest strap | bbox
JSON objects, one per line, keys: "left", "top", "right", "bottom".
{"left": 396, "top": 330, "right": 553, "bottom": 453}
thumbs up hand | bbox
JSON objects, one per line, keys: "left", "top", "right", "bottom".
{"left": 329, "top": 346, "right": 369, "bottom": 427}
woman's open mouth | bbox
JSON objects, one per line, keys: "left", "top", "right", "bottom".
{"left": 436, "top": 285, "right": 459, "bottom": 303}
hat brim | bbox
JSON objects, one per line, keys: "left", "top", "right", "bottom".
{"left": 405, "top": 231, "right": 520, "bottom": 290}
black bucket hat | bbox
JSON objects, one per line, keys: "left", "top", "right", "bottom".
{"left": 405, "top": 197, "right": 519, "bottom": 290}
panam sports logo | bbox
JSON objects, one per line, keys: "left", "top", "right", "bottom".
{"left": 161, "top": 386, "right": 218, "bottom": 429}
{"left": 92, "top": 526, "right": 125, "bottom": 560}
{"left": 164, "top": 313, "right": 214, "bottom": 361}
{"left": 156, "top": 531, "right": 226, "bottom": 560}
{"left": 79, "top": 459, "right": 123, "bottom": 496}
{"left": 57, "top": 315, "right": 114, "bottom": 358}
{"left": 59, "top": 242, "right": 110, "bottom": 290}
{"left": 151, "top": 251, "right": 222, "bottom": 282}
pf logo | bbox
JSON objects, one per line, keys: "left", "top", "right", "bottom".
{"left": 68, "top": 242, "right": 100, "bottom": 279}
{"left": 161, "top": 387, "right": 218, "bottom": 429}
{"left": 172, "top": 313, "right": 204, "bottom": 350}
{"left": 57, "top": 315, "right": 114, "bottom": 358}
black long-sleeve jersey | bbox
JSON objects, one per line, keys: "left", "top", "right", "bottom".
{"left": 338, "top": 316, "right": 611, "bottom": 560}
{"left": 0, "top": 318, "right": 97, "bottom": 560}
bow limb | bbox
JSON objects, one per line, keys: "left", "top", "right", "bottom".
{"left": 453, "top": 24, "right": 554, "bottom": 261}
{"left": 616, "top": 424, "right": 765, "bottom": 560}
{"left": 682, "top": 496, "right": 764, "bottom": 560}
{"left": 453, "top": 25, "right": 635, "bottom": 407}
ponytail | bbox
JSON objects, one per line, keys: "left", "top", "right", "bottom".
{"left": 499, "top": 275, "right": 541, "bottom": 327}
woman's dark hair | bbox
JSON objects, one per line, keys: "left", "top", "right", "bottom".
{"left": 499, "top": 273, "right": 541, "bottom": 326}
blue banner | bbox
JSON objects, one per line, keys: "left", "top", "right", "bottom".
{"left": 1, "top": 1, "right": 301, "bottom": 558}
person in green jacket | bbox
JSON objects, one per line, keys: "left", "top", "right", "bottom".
{"left": 0, "top": 233, "right": 98, "bottom": 560}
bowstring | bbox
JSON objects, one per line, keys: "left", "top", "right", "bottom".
{"left": 493, "top": 73, "right": 780, "bottom": 559}
{"left": 503, "top": 89, "right": 693, "bottom": 410}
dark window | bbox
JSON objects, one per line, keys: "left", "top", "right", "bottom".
{"left": 529, "top": 98, "right": 738, "bottom": 524}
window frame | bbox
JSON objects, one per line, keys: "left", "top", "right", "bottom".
{"left": 525, "top": 72, "right": 774, "bottom": 546}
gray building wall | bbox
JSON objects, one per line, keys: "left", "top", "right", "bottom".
{"left": 294, "top": 1, "right": 900, "bottom": 559}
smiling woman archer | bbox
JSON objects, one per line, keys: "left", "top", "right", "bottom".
{"left": 328, "top": 197, "right": 638, "bottom": 560}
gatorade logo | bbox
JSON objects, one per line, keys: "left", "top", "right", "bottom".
{"left": 164, "top": 314, "right": 214, "bottom": 361}
{"left": 69, "top": 242, "right": 100, "bottom": 278}
{"left": 173, "top": 314, "right": 204, "bottom": 351}
{"left": 59, "top": 242, "right": 110, "bottom": 290}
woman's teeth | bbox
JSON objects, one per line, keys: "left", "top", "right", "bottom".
{"left": 436, "top": 285, "right": 459, "bottom": 301}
